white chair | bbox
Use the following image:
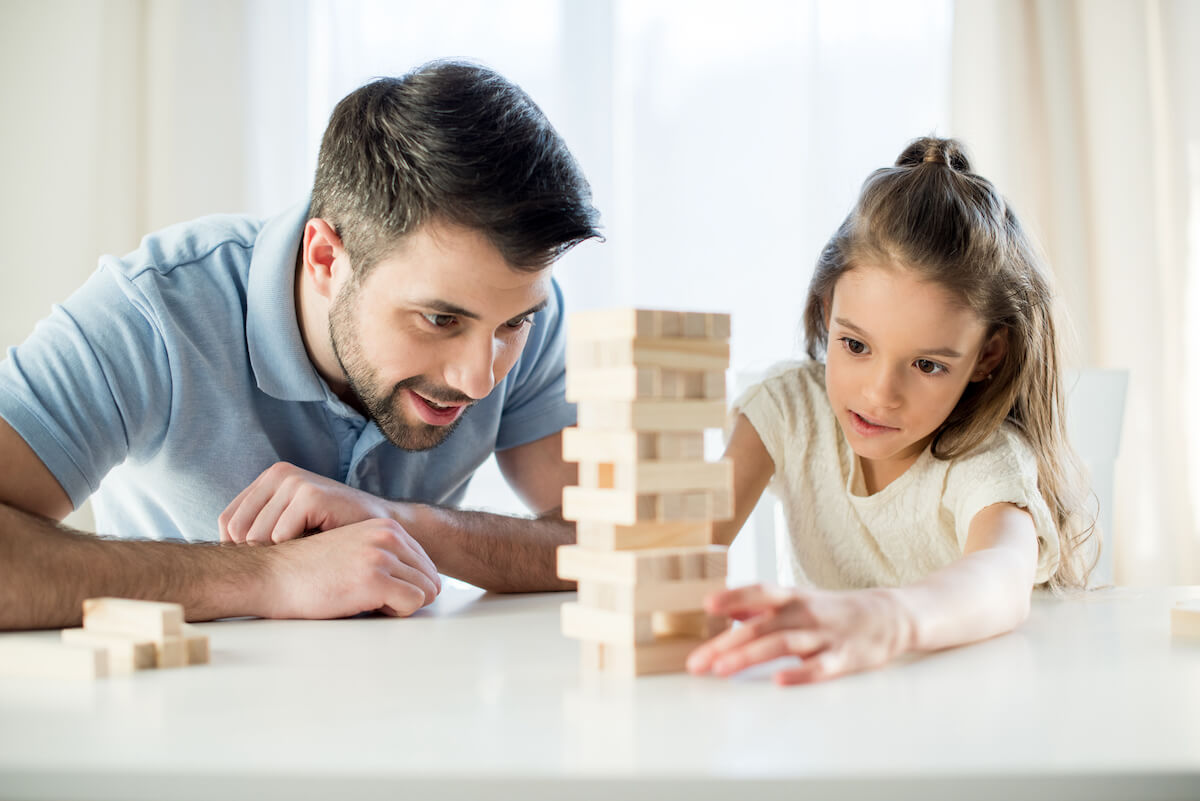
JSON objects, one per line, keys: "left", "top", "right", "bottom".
{"left": 727, "top": 368, "right": 1129, "bottom": 588}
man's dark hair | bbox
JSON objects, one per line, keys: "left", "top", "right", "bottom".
{"left": 310, "top": 59, "right": 602, "bottom": 273}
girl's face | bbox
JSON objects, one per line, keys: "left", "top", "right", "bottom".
{"left": 824, "top": 262, "right": 1004, "bottom": 486}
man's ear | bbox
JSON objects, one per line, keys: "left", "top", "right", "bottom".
{"left": 972, "top": 328, "right": 1008, "bottom": 382}
{"left": 302, "top": 218, "right": 349, "bottom": 300}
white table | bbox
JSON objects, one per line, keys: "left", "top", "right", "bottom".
{"left": 1, "top": 585, "right": 1198, "bottom": 800}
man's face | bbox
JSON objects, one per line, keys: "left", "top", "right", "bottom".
{"left": 328, "top": 220, "right": 551, "bottom": 451}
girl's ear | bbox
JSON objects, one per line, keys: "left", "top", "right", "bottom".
{"left": 971, "top": 328, "right": 1008, "bottom": 382}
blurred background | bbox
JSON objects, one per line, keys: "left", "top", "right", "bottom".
{"left": 1, "top": 0, "right": 1196, "bottom": 585}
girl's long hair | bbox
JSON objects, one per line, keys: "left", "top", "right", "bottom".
{"left": 803, "top": 136, "right": 1096, "bottom": 590}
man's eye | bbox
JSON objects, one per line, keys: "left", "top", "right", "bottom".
{"left": 915, "top": 359, "right": 945, "bottom": 375}
{"left": 840, "top": 337, "right": 867, "bottom": 355}
{"left": 505, "top": 315, "right": 534, "bottom": 330}
{"left": 422, "top": 313, "right": 456, "bottom": 328}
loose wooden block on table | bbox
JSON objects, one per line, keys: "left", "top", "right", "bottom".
{"left": 0, "top": 638, "right": 109, "bottom": 680}
{"left": 61, "top": 628, "right": 156, "bottom": 673}
{"left": 180, "top": 623, "right": 211, "bottom": 665}
{"left": 567, "top": 338, "right": 731, "bottom": 371}
{"left": 563, "top": 428, "right": 705, "bottom": 464}
{"left": 557, "top": 544, "right": 727, "bottom": 584}
{"left": 576, "top": 459, "right": 732, "bottom": 494}
{"left": 574, "top": 520, "right": 714, "bottom": 551}
{"left": 1171, "top": 600, "right": 1200, "bottom": 638}
{"left": 566, "top": 366, "right": 725, "bottom": 402}
{"left": 568, "top": 309, "right": 731, "bottom": 342}
{"left": 563, "top": 486, "right": 733, "bottom": 525}
{"left": 82, "top": 598, "right": 184, "bottom": 639}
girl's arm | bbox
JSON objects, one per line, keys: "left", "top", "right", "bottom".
{"left": 713, "top": 414, "right": 776, "bottom": 546}
{"left": 687, "top": 502, "right": 1040, "bottom": 684}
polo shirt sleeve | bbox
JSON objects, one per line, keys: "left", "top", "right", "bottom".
{"left": 0, "top": 259, "right": 172, "bottom": 509}
{"left": 493, "top": 278, "right": 576, "bottom": 451}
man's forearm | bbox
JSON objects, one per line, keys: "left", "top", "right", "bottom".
{"left": 0, "top": 503, "right": 269, "bottom": 630}
{"left": 399, "top": 503, "right": 575, "bottom": 593}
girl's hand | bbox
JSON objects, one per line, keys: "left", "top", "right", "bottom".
{"left": 685, "top": 584, "right": 915, "bottom": 685}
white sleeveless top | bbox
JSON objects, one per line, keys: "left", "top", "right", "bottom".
{"left": 735, "top": 360, "right": 1060, "bottom": 589}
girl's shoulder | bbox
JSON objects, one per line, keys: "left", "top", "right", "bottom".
{"left": 944, "top": 422, "right": 1040, "bottom": 486}
{"left": 732, "top": 359, "right": 825, "bottom": 413}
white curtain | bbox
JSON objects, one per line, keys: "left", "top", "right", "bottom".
{"left": 951, "top": 0, "right": 1200, "bottom": 585}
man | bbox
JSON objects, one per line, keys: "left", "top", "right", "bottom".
{"left": 0, "top": 61, "right": 601, "bottom": 629}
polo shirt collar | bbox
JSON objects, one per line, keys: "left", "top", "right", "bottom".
{"left": 246, "top": 198, "right": 330, "bottom": 403}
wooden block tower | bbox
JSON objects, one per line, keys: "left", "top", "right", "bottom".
{"left": 557, "top": 308, "right": 732, "bottom": 676}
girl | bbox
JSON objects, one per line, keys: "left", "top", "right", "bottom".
{"left": 687, "top": 136, "right": 1095, "bottom": 685}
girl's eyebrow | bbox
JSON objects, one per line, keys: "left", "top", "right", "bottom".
{"left": 833, "top": 316, "right": 963, "bottom": 359}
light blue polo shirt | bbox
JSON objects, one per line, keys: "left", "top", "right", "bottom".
{"left": 0, "top": 200, "right": 576, "bottom": 542}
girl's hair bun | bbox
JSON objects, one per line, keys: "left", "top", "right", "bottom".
{"left": 895, "top": 136, "right": 971, "bottom": 173}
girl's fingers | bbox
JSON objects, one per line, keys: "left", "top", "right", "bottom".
{"left": 773, "top": 649, "right": 846, "bottom": 686}
{"left": 710, "top": 628, "right": 830, "bottom": 677}
{"left": 704, "top": 584, "right": 796, "bottom": 617}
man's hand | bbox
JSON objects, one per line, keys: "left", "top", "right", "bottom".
{"left": 259, "top": 518, "right": 442, "bottom": 618}
{"left": 220, "top": 462, "right": 393, "bottom": 545}
{"left": 685, "top": 584, "right": 914, "bottom": 685}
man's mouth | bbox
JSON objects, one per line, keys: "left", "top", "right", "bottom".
{"left": 408, "top": 390, "right": 469, "bottom": 426}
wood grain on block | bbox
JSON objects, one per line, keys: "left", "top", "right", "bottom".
{"left": 576, "top": 400, "right": 726, "bottom": 431}
{"left": 574, "top": 520, "right": 713, "bottom": 550}
{"left": 60, "top": 628, "right": 156, "bottom": 673}
{"left": 563, "top": 487, "right": 732, "bottom": 524}
{"left": 179, "top": 624, "right": 211, "bottom": 665}
{"left": 1171, "top": 600, "right": 1200, "bottom": 638}
{"left": 82, "top": 598, "right": 183, "bottom": 639}
{"left": 567, "top": 309, "right": 730, "bottom": 342}
{"left": 575, "top": 460, "right": 732, "bottom": 494}
{"left": 563, "top": 428, "right": 704, "bottom": 464}
{"left": 558, "top": 544, "right": 728, "bottom": 584}
{"left": 584, "top": 637, "right": 706, "bottom": 676}
{"left": 561, "top": 603, "right": 655, "bottom": 645}
{"left": 575, "top": 577, "right": 725, "bottom": 614}
{"left": 566, "top": 366, "right": 726, "bottom": 402}
{"left": 567, "top": 338, "right": 730, "bottom": 371}
{"left": 0, "top": 637, "right": 108, "bottom": 680}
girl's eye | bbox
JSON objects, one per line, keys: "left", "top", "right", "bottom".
{"left": 840, "top": 337, "right": 867, "bottom": 355}
{"left": 422, "top": 313, "right": 456, "bottom": 328}
{"left": 915, "top": 359, "right": 945, "bottom": 375}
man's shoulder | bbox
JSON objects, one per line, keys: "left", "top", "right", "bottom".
{"left": 115, "top": 212, "right": 264, "bottom": 285}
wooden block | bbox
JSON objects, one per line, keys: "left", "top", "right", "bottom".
{"left": 563, "top": 428, "right": 704, "bottom": 464}
{"left": 575, "top": 460, "right": 732, "bottom": 494}
{"left": 154, "top": 636, "right": 189, "bottom": 668}
{"left": 567, "top": 367, "right": 726, "bottom": 402}
{"left": 587, "top": 637, "right": 706, "bottom": 676}
{"left": 651, "top": 610, "right": 728, "bottom": 639}
{"left": 558, "top": 545, "right": 728, "bottom": 584}
{"left": 83, "top": 598, "right": 183, "bottom": 639}
{"left": 576, "top": 577, "right": 726, "bottom": 614}
{"left": 0, "top": 637, "right": 108, "bottom": 680}
{"left": 1171, "top": 600, "right": 1200, "bottom": 638}
{"left": 568, "top": 309, "right": 730, "bottom": 342}
{"left": 180, "top": 624, "right": 211, "bottom": 665}
{"left": 576, "top": 400, "right": 727, "bottom": 431}
{"left": 567, "top": 338, "right": 730, "bottom": 371}
{"left": 575, "top": 520, "right": 713, "bottom": 550}
{"left": 561, "top": 603, "right": 655, "bottom": 644}
{"left": 60, "top": 628, "right": 156, "bottom": 673}
{"left": 564, "top": 487, "right": 732, "bottom": 524}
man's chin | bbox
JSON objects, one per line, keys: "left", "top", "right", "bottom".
{"left": 377, "top": 420, "right": 458, "bottom": 452}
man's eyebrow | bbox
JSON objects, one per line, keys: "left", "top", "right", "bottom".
{"left": 414, "top": 297, "right": 550, "bottom": 322}
{"left": 832, "top": 316, "right": 963, "bottom": 358}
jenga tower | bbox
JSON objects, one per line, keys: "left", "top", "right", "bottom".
{"left": 557, "top": 308, "right": 733, "bottom": 676}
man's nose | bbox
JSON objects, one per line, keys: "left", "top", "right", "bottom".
{"left": 444, "top": 333, "right": 498, "bottom": 400}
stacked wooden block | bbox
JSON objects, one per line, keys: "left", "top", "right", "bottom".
{"left": 0, "top": 598, "right": 209, "bottom": 680}
{"left": 557, "top": 308, "right": 733, "bottom": 676}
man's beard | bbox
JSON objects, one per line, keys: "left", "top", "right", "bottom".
{"left": 328, "top": 280, "right": 472, "bottom": 452}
